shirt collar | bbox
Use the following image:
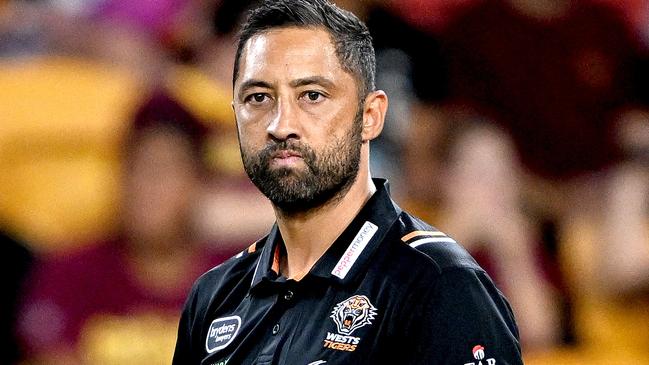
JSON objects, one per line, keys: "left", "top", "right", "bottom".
{"left": 250, "top": 178, "right": 401, "bottom": 290}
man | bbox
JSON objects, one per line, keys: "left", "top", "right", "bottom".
{"left": 173, "top": 1, "right": 523, "bottom": 364}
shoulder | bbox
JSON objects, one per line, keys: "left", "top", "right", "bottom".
{"left": 385, "top": 213, "right": 521, "bottom": 357}
{"left": 371, "top": 211, "right": 486, "bottom": 301}
{"left": 388, "top": 212, "right": 481, "bottom": 276}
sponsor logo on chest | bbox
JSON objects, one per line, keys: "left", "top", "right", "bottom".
{"left": 331, "top": 222, "right": 378, "bottom": 279}
{"left": 205, "top": 316, "right": 241, "bottom": 354}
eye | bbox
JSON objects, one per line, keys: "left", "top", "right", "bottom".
{"left": 245, "top": 93, "right": 270, "bottom": 104}
{"left": 301, "top": 91, "right": 325, "bottom": 103}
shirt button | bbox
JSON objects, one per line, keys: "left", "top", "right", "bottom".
{"left": 272, "top": 323, "right": 280, "bottom": 335}
{"left": 283, "top": 290, "right": 294, "bottom": 301}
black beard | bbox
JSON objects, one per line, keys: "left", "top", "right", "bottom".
{"left": 241, "top": 111, "right": 363, "bottom": 215}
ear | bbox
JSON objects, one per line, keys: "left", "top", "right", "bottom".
{"left": 361, "top": 90, "right": 388, "bottom": 142}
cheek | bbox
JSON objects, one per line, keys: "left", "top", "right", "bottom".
{"left": 237, "top": 129, "right": 260, "bottom": 156}
{"left": 237, "top": 110, "right": 268, "bottom": 141}
{"left": 237, "top": 135, "right": 264, "bottom": 166}
{"left": 321, "top": 102, "right": 358, "bottom": 136}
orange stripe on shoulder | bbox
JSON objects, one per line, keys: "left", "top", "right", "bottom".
{"left": 247, "top": 241, "right": 258, "bottom": 254}
{"left": 401, "top": 230, "right": 446, "bottom": 242}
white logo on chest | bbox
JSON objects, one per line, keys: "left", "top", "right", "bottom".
{"left": 205, "top": 316, "right": 241, "bottom": 354}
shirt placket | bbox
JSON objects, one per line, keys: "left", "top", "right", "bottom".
{"left": 254, "top": 283, "right": 299, "bottom": 365}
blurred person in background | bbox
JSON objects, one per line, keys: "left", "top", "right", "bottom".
{"left": 16, "top": 91, "right": 239, "bottom": 365}
{"left": 0, "top": 0, "right": 186, "bottom": 254}
{"left": 403, "top": 0, "right": 649, "bottom": 362}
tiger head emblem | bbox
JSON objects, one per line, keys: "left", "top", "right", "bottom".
{"left": 330, "top": 295, "right": 378, "bottom": 335}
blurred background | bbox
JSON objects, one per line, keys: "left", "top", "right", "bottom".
{"left": 1, "top": 0, "right": 648, "bottom": 364}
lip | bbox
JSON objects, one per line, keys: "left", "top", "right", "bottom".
{"left": 269, "top": 149, "right": 303, "bottom": 167}
{"left": 271, "top": 150, "right": 302, "bottom": 159}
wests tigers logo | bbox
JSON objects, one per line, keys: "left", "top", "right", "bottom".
{"left": 330, "top": 295, "right": 377, "bottom": 335}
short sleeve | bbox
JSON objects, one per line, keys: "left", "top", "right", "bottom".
{"left": 401, "top": 267, "right": 523, "bottom": 365}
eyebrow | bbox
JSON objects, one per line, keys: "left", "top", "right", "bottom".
{"left": 238, "top": 79, "right": 274, "bottom": 93}
{"left": 289, "top": 76, "right": 335, "bottom": 89}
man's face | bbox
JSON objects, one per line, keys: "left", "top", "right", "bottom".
{"left": 123, "top": 127, "right": 199, "bottom": 241}
{"left": 233, "top": 27, "right": 363, "bottom": 213}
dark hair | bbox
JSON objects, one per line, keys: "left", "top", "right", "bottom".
{"left": 233, "top": 0, "right": 376, "bottom": 98}
{"left": 125, "top": 89, "right": 209, "bottom": 165}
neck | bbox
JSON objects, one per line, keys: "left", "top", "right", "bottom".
{"left": 125, "top": 232, "right": 196, "bottom": 296}
{"left": 275, "top": 162, "right": 375, "bottom": 280}
{"left": 127, "top": 229, "right": 189, "bottom": 258}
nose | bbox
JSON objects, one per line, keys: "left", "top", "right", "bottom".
{"left": 266, "top": 98, "right": 300, "bottom": 141}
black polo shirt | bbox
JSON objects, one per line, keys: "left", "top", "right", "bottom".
{"left": 173, "top": 179, "right": 522, "bottom": 365}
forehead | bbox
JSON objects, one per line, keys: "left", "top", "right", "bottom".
{"left": 236, "top": 26, "right": 353, "bottom": 87}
